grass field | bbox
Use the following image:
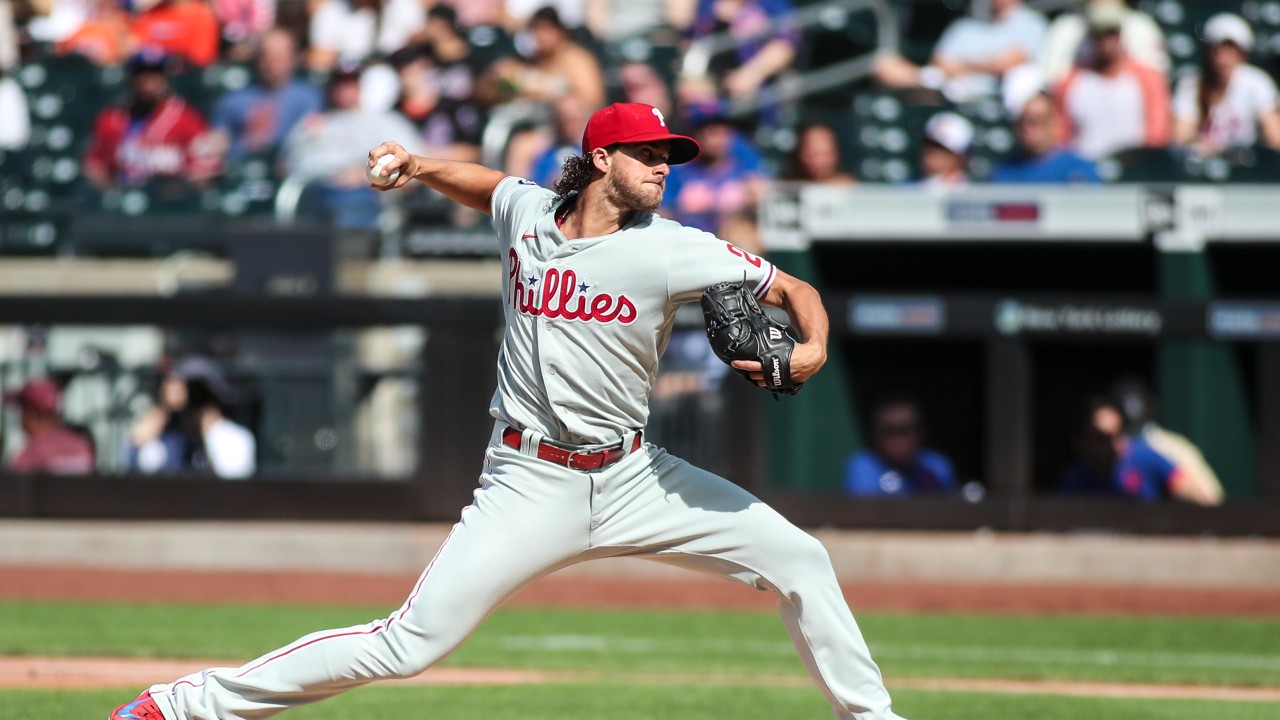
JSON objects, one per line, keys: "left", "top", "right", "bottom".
{"left": 9, "top": 686, "right": 1280, "bottom": 720}
{"left": 3, "top": 600, "right": 1279, "bottom": 719}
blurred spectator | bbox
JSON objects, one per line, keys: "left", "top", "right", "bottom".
{"left": 391, "top": 46, "right": 440, "bottom": 133}
{"left": 486, "top": 6, "right": 604, "bottom": 111}
{"left": 0, "top": 68, "right": 29, "bottom": 150}
{"left": 782, "top": 123, "right": 854, "bottom": 184}
{"left": 128, "top": 357, "right": 255, "bottom": 479}
{"left": 208, "top": 28, "right": 322, "bottom": 162}
{"left": 55, "top": 0, "right": 130, "bottom": 66}
{"left": 918, "top": 111, "right": 971, "bottom": 192}
{"left": 679, "top": 0, "right": 797, "bottom": 116}
{"left": 1061, "top": 396, "right": 1210, "bottom": 504}
{"left": 618, "top": 60, "right": 674, "bottom": 115}
{"left": 210, "top": 0, "right": 275, "bottom": 58}
{"left": 414, "top": 4, "right": 489, "bottom": 161}
{"left": 307, "top": 0, "right": 427, "bottom": 73}
{"left": 281, "top": 62, "right": 422, "bottom": 228}
{"left": 24, "top": 0, "right": 93, "bottom": 45}
{"left": 874, "top": 0, "right": 1046, "bottom": 103}
{"left": 1111, "top": 378, "right": 1224, "bottom": 506}
{"left": 845, "top": 395, "right": 955, "bottom": 497}
{"left": 83, "top": 51, "right": 221, "bottom": 191}
{"left": 0, "top": 0, "right": 18, "bottom": 70}
{"left": 506, "top": 0, "right": 584, "bottom": 30}
{"left": 991, "top": 92, "right": 1100, "bottom": 183}
{"left": 527, "top": 93, "right": 588, "bottom": 188}
{"left": 1054, "top": 3, "right": 1170, "bottom": 160}
{"left": 1172, "top": 13, "right": 1280, "bottom": 156}
{"left": 130, "top": 0, "right": 221, "bottom": 68}
{"left": 585, "top": 0, "right": 690, "bottom": 43}
{"left": 4, "top": 379, "right": 95, "bottom": 475}
{"left": 661, "top": 115, "right": 767, "bottom": 234}
{"left": 435, "top": 0, "right": 504, "bottom": 29}
{"left": 1039, "top": 0, "right": 1167, "bottom": 85}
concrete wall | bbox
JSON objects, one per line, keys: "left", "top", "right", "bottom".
{"left": 1, "top": 520, "right": 1277, "bottom": 589}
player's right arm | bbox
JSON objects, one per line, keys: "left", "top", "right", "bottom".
{"left": 366, "top": 141, "right": 507, "bottom": 215}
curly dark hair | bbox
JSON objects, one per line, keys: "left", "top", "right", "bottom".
{"left": 553, "top": 153, "right": 601, "bottom": 198}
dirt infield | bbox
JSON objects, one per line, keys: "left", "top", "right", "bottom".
{"left": 2, "top": 565, "right": 1279, "bottom": 616}
{"left": 4, "top": 656, "right": 1280, "bottom": 702}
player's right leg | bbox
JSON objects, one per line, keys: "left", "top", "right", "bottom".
{"left": 122, "top": 435, "right": 590, "bottom": 720}
{"left": 591, "top": 447, "right": 907, "bottom": 720}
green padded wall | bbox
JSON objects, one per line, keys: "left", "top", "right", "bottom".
{"left": 763, "top": 250, "right": 863, "bottom": 492}
{"left": 1159, "top": 252, "right": 1257, "bottom": 498}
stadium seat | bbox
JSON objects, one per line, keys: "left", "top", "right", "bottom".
{"left": 850, "top": 90, "right": 949, "bottom": 182}
{"left": 28, "top": 152, "right": 83, "bottom": 199}
{"left": 0, "top": 210, "right": 70, "bottom": 255}
{"left": 1193, "top": 145, "right": 1280, "bottom": 183}
{"left": 793, "top": 2, "right": 881, "bottom": 105}
{"left": 0, "top": 147, "right": 32, "bottom": 185}
{"left": 218, "top": 151, "right": 282, "bottom": 217}
{"left": 894, "top": 0, "right": 969, "bottom": 64}
{"left": 954, "top": 96, "right": 1013, "bottom": 181}
{"left": 1098, "top": 146, "right": 1191, "bottom": 183}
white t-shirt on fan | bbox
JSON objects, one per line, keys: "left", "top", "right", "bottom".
{"left": 1064, "top": 71, "right": 1148, "bottom": 159}
{"left": 1173, "top": 64, "right": 1279, "bottom": 150}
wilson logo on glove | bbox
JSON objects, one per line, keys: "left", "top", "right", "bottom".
{"left": 700, "top": 281, "right": 803, "bottom": 399}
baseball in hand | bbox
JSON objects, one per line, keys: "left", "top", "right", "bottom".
{"left": 367, "top": 153, "right": 403, "bottom": 186}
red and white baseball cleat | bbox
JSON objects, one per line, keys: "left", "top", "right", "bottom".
{"left": 108, "top": 691, "right": 164, "bottom": 720}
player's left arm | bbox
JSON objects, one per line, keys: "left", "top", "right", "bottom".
{"left": 732, "top": 271, "right": 829, "bottom": 386}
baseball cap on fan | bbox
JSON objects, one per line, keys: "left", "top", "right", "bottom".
{"left": 582, "top": 103, "right": 701, "bottom": 165}
{"left": 1204, "top": 13, "right": 1254, "bottom": 52}
{"left": 1085, "top": 2, "right": 1126, "bottom": 33}
{"left": 3, "top": 378, "right": 61, "bottom": 415}
{"left": 923, "top": 112, "right": 975, "bottom": 155}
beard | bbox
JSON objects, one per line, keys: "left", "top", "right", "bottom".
{"left": 606, "top": 171, "right": 663, "bottom": 212}
{"left": 129, "top": 96, "right": 160, "bottom": 118}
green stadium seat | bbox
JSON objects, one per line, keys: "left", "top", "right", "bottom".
{"left": 28, "top": 152, "right": 83, "bottom": 198}
{"left": 794, "top": 4, "right": 881, "bottom": 105}
{"left": 1098, "top": 146, "right": 1191, "bottom": 183}
{"left": 170, "top": 69, "right": 218, "bottom": 117}
{"left": 218, "top": 152, "right": 281, "bottom": 217}
{"left": 1192, "top": 145, "right": 1280, "bottom": 182}
{"left": 895, "top": 0, "right": 969, "bottom": 65}
{"left": 0, "top": 147, "right": 31, "bottom": 184}
{"left": 0, "top": 211, "right": 70, "bottom": 255}
{"left": 851, "top": 90, "right": 950, "bottom": 182}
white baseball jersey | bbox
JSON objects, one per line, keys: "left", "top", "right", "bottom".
{"left": 489, "top": 176, "right": 777, "bottom": 445}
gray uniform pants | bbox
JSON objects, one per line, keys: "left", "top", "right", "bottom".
{"left": 151, "top": 424, "right": 905, "bottom": 720}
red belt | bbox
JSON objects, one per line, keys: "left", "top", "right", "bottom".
{"left": 501, "top": 426, "right": 642, "bottom": 471}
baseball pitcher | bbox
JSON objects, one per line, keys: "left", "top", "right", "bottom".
{"left": 109, "top": 102, "right": 906, "bottom": 720}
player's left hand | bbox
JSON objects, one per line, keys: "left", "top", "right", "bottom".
{"left": 731, "top": 342, "right": 826, "bottom": 387}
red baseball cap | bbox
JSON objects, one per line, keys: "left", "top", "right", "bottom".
{"left": 4, "top": 378, "right": 61, "bottom": 414}
{"left": 582, "top": 103, "right": 700, "bottom": 165}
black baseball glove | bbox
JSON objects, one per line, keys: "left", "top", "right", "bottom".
{"left": 700, "top": 281, "right": 803, "bottom": 398}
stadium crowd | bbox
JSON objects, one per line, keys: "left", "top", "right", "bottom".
{"left": 1, "top": 0, "right": 1279, "bottom": 236}
{"left": 1, "top": 0, "right": 1260, "bottom": 501}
